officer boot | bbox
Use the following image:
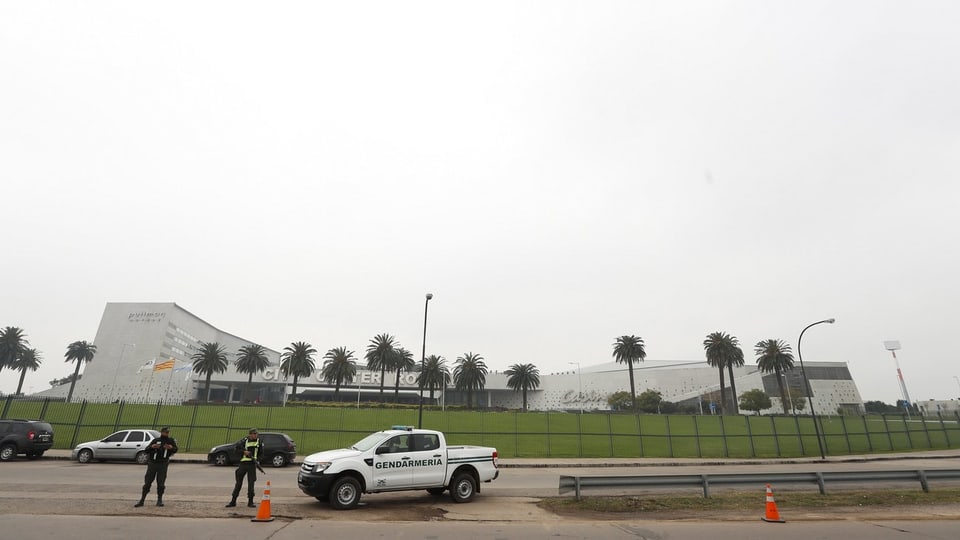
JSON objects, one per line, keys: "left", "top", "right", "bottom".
{"left": 156, "top": 490, "right": 164, "bottom": 507}
{"left": 225, "top": 496, "right": 237, "bottom": 508}
{"left": 134, "top": 487, "right": 149, "bottom": 507}
{"left": 247, "top": 495, "right": 256, "bottom": 508}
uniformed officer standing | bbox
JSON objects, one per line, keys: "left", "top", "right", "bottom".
{"left": 226, "top": 428, "right": 263, "bottom": 508}
{"left": 135, "top": 426, "right": 178, "bottom": 507}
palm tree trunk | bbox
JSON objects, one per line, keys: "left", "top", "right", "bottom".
{"left": 205, "top": 373, "right": 213, "bottom": 402}
{"left": 66, "top": 361, "right": 82, "bottom": 403}
{"left": 522, "top": 388, "right": 527, "bottom": 411}
{"left": 246, "top": 373, "right": 254, "bottom": 403}
{"left": 379, "top": 366, "right": 386, "bottom": 402}
{"left": 727, "top": 363, "right": 739, "bottom": 414}
{"left": 775, "top": 367, "right": 789, "bottom": 414}
{"left": 627, "top": 361, "right": 637, "bottom": 411}
{"left": 467, "top": 390, "right": 473, "bottom": 409}
{"left": 394, "top": 370, "right": 401, "bottom": 401}
{"left": 717, "top": 366, "right": 726, "bottom": 414}
{"left": 292, "top": 375, "right": 299, "bottom": 398}
{"left": 16, "top": 368, "right": 27, "bottom": 395}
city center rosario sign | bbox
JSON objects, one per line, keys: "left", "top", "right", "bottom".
{"left": 260, "top": 369, "right": 419, "bottom": 387}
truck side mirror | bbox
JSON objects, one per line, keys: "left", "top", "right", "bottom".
{"left": 375, "top": 446, "right": 390, "bottom": 455}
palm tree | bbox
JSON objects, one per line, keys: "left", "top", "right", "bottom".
{"left": 64, "top": 340, "right": 97, "bottom": 403}
{"left": 755, "top": 339, "right": 795, "bottom": 414}
{"left": 453, "top": 352, "right": 488, "bottom": 409}
{"left": 365, "top": 333, "right": 397, "bottom": 402}
{"left": 417, "top": 354, "right": 451, "bottom": 402}
{"left": 280, "top": 341, "right": 317, "bottom": 399}
{"left": 612, "top": 335, "right": 646, "bottom": 411}
{"left": 391, "top": 347, "right": 415, "bottom": 401}
{"left": 235, "top": 344, "right": 271, "bottom": 402}
{"left": 505, "top": 363, "right": 540, "bottom": 411}
{"left": 704, "top": 331, "right": 744, "bottom": 414}
{"left": 12, "top": 347, "right": 42, "bottom": 396}
{"left": 321, "top": 346, "right": 357, "bottom": 400}
{"left": 191, "top": 342, "right": 229, "bottom": 402}
{"left": 0, "top": 326, "right": 29, "bottom": 373}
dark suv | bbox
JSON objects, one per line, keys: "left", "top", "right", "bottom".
{"left": 0, "top": 419, "right": 55, "bottom": 461}
{"left": 207, "top": 432, "right": 296, "bottom": 468}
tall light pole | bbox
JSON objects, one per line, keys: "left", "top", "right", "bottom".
{"left": 111, "top": 343, "right": 135, "bottom": 400}
{"left": 569, "top": 362, "right": 582, "bottom": 414}
{"left": 883, "top": 341, "right": 913, "bottom": 414}
{"left": 797, "top": 318, "right": 835, "bottom": 460}
{"left": 417, "top": 293, "right": 433, "bottom": 428}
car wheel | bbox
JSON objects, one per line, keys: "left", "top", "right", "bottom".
{"left": 77, "top": 448, "right": 94, "bottom": 464}
{"left": 330, "top": 476, "right": 361, "bottom": 510}
{"left": 213, "top": 452, "right": 229, "bottom": 466}
{"left": 450, "top": 472, "right": 477, "bottom": 503}
{"left": 135, "top": 451, "right": 149, "bottom": 465}
{"left": 426, "top": 488, "right": 445, "bottom": 496}
{"left": 270, "top": 453, "right": 286, "bottom": 468}
{"left": 0, "top": 444, "right": 17, "bottom": 462}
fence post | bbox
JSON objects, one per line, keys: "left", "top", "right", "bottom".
{"left": 636, "top": 413, "right": 644, "bottom": 457}
{"left": 151, "top": 400, "right": 162, "bottom": 429}
{"left": 840, "top": 415, "right": 852, "bottom": 453}
{"left": 938, "top": 412, "right": 950, "bottom": 448}
{"left": 185, "top": 403, "right": 199, "bottom": 452}
{"left": 1, "top": 395, "right": 11, "bottom": 419}
{"left": 39, "top": 397, "right": 50, "bottom": 420}
{"left": 862, "top": 415, "right": 874, "bottom": 452}
{"left": 882, "top": 414, "right": 894, "bottom": 450}
{"left": 516, "top": 411, "right": 521, "bottom": 458}
{"left": 70, "top": 400, "right": 88, "bottom": 449}
{"left": 745, "top": 416, "right": 755, "bottom": 458}
{"left": 719, "top": 415, "right": 729, "bottom": 458}
{"left": 607, "top": 412, "right": 614, "bottom": 458}
{"left": 920, "top": 412, "right": 932, "bottom": 448}
{"left": 770, "top": 416, "right": 780, "bottom": 457}
{"left": 794, "top": 414, "right": 805, "bottom": 456}
{"left": 902, "top": 414, "right": 914, "bottom": 449}
{"left": 576, "top": 411, "right": 582, "bottom": 458}
{"left": 546, "top": 411, "right": 552, "bottom": 458}
{"left": 665, "top": 415, "right": 673, "bottom": 458}
{"left": 693, "top": 415, "right": 702, "bottom": 458}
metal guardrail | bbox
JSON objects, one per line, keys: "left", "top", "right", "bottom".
{"left": 558, "top": 469, "right": 960, "bottom": 500}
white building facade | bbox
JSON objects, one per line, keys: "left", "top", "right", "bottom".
{"left": 73, "top": 302, "right": 865, "bottom": 415}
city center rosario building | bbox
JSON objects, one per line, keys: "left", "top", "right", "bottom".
{"left": 67, "top": 302, "right": 866, "bottom": 414}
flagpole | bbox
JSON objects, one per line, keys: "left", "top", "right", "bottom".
{"left": 145, "top": 358, "right": 158, "bottom": 403}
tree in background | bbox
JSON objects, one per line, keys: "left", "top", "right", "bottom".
{"left": 391, "top": 347, "right": 415, "bottom": 402}
{"left": 192, "top": 341, "right": 228, "bottom": 402}
{"left": 0, "top": 326, "right": 28, "bottom": 374}
{"left": 864, "top": 400, "right": 902, "bottom": 414}
{"left": 636, "top": 389, "right": 664, "bottom": 413}
{"left": 607, "top": 391, "right": 634, "bottom": 411}
{"left": 755, "top": 339, "right": 795, "bottom": 414}
{"left": 64, "top": 340, "right": 97, "bottom": 403}
{"left": 739, "top": 388, "right": 772, "bottom": 415}
{"left": 453, "top": 352, "right": 487, "bottom": 409}
{"left": 704, "top": 331, "right": 744, "bottom": 414}
{"left": 612, "top": 335, "right": 646, "bottom": 411}
{"left": 365, "top": 333, "right": 397, "bottom": 402}
{"left": 322, "top": 346, "right": 357, "bottom": 401}
{"left": 234, "top": 344, "right": 270, "bottom": 402}
{"left": 12, "top": 347, "right": 42, "bottom": 395}
{"left": 504, "top": 363, "right": 540, "bottom": 411}
{"left": 417, "top": 354, "right": 450, "bottom": 402}
{"left": 280, "top": 341, "right": 317, "bottom": 399}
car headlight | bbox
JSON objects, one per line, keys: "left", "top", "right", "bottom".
{"left": 210, "top": 447, "right": 217, "bottom": 453}
{"left": 312, "top": 462, "right": 331, "bottom": 473}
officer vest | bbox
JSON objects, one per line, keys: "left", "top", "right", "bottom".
{"left": 241, "top": 439, "right": 260, "bottom": 462}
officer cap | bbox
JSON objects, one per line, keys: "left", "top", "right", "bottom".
{"left": 248, "top": 428, "right": 258, "bottom": 434}
{"left": 160, "top": 426, "right": 170, "bottom": 433}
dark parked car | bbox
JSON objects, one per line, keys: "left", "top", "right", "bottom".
{"left": 0, "top": 419, "right": 54, "bottom": 461}
{"left": 207, "top": 432, "right": 296, "bottom": 468}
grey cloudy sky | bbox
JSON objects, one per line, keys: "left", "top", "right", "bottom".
{"left": 2, "top": 2, "right": 958, "bottom": 403}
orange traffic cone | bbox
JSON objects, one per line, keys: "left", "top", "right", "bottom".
{"left": 251, "top": 480, "right": 275, "bottom": 522}
{"left": 761, "top": 484, "right": 785, "bottom": 523}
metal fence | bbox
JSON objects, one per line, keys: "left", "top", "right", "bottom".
{"left": 3, "top": 396, "right": 959, "bottom": 458}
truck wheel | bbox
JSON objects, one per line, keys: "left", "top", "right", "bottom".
{"left": 0, "top": 444, "right": 17, "bottom": 462}
{"left": 426, "top": 488, "right": 445, "bottom": 496}
{"left": 77, "top": 448, "right": 94, "bottom": 464}
{"left": 330, "top": 476, "right": 362, "bottom": 510}
{"left": 450, "top": 472, "right": 477, "bottom": 503}
{"left": 135, "top": 451, "right": 149, "bottom": 465}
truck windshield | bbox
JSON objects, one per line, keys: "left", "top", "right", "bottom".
{"left": 350, "top": 432, "right": 390, "bottom": 452}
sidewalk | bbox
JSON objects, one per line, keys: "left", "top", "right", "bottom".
{"left": 42, "top": 447, "right": 960, "bottom": 467}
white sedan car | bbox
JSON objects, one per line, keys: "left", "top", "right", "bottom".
{"left": 72, "top": 429, "right": 161, "bottom": 464}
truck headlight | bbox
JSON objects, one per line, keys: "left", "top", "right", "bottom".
{"left": 312, "top": 462, "right": 331, "bottom": 473}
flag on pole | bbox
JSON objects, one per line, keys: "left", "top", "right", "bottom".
{"left": 137, "top": 359, "right": 155, "bottom": 373}
{"left": 153, "top": 360, "right": 175, "bottom": 371}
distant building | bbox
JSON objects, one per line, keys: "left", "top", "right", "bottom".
{"left": 71, "top": 302, "right": 865, "bottom": 415}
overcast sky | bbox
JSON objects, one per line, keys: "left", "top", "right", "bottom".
{"left": 2, "top": 2, "right": 958, "bottom": 404}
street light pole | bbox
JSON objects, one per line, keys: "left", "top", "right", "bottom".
{"left": 568, "top": 362, "right": 582, "bottom": 414}
{"left": 797, "top": 317, "right": 835, "bottom": 460}
{"left": 417, "top": 293, "right": 433, "bottom": 428}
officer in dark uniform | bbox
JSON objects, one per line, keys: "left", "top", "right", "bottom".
{"left": 226, "top": 428, "right": 263, "bottom": 508}
{"left": 135, "top": 426, "right": 178, "bottom": 507}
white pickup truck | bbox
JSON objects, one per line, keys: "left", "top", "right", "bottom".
{"left": 297, "top": 426, "right": 499, "bottom": 509}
